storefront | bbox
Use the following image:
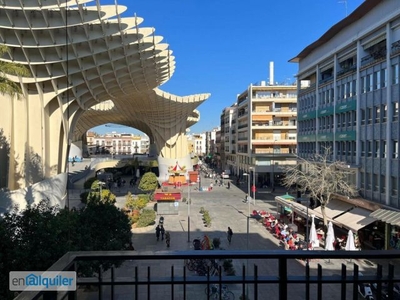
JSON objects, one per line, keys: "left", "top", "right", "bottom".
{"left": 370, "top": 208, "right": 400, "bottom": 250}
{"left": 275, "top": 194, "right": 379, "bottom": 248}
{"left": 154, "top": 188, "right": 182, "bottom": 215}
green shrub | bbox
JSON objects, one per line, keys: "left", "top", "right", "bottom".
{"left": 136, "top": 209, "right": 156, "bottom": 227}
{"left": 138, "top": 172, "right": 159, "bottom": 192}
{"left": 129, "top": 214, "right": 140, "bottom": 225}
{"left": 202, "top": 210, "right": 211, "bottom": 227}
{"left": 84, "top": 177, "right": 97, "bottom": 189}
{"left": 126, "top": 192, "right": 148, "bottom": 211}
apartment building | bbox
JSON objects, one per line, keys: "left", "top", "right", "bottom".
{"left": 222, "top": 63, "right": 298, "bottom": 187}
{"left": 86, "top": 131, "right": 150, "bottom": 155}
{"left": 292, "top": 0, "right": 400, "bottom": 209}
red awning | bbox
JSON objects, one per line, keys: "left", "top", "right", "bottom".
{"left": 154, "top": 192, "right": 182, "bottom": 201}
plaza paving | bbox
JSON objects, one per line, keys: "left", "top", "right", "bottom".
{"left": 67, "top": 163, "right": 400, "bottom": 299}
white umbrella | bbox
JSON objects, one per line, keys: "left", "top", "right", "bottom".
{"left": 325, "top": 221, "right": 335, "bottom": 251}
{"left": 309, "top": 214, "right": 320, "bottom": 248}
{"left": 345, "top": 230, "right": 357, "bottom": 251}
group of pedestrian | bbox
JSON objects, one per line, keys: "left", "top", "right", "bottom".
{"left": 156, "top": 225, "right": 170, "bottom": 247}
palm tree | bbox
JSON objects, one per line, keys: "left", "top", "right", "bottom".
{"left": 0, "top": 45, "right": 30, "bottom": 97}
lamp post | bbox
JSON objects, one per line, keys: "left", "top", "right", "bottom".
{"left": 252, "top": 167, "right": 256, "bottom": 205}
{"left": 243, "top": 170, "right": 252, "bottom": 250}
{"left": 98, "top": 181, "right": 106, "bottom": 201}
{"left": 187, "top": 178, "right": 191, "bottom": 242}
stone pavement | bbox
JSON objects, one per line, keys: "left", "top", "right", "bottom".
{"left": 68, "top": 166, "right": 400, "bottom": 299}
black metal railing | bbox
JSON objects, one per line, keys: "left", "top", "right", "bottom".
{"left": 14, "top": 250, "right": 400, "bottom": 300}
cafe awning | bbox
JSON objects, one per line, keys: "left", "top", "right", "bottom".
{"left": 275, "top": 196, "right": 324, "bottom": 220}
{"left": 312, "top": 199, "right": 354, "bottom": 220}
{"left": 334, "top": 207, "right": 376, "bottom": 232}
{"left": 370, "top": 208, "right": 400, "bottom": 226}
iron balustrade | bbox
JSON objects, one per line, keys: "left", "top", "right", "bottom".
{"left": 14, "top": 250, "right": 400, "bottom": 300}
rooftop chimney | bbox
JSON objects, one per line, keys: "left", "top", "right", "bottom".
{"left": 269, "top": 62, "right": 274, "bottom": 86}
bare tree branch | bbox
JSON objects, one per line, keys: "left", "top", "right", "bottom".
{"left": 282, "top": 147, "right": 358, "bottom": 228}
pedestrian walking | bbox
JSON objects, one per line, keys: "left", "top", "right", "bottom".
{"left": 244, "top": 194, "right": 249, "bottom": 203}
{"left": 165, "top": 231, "right": 171, "bottom": 247}
{"left": 227, "top": 181, "right": 230, "bottom": 189}
{"left": 160, "top": 225, "right": 165, "bottom": 240}
{"left": 227, "top": 227, "right": 233, "bottom": 244}
{"left": 155, "top": 225, "right": 161, "bottom": 241}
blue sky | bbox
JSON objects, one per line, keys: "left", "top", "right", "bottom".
{"left": 92, "top": 0, "right": 364, "bottom": 135}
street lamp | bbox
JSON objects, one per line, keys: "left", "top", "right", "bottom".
{"left": 98, "top": 181, "right": 106, "bottom": 201}
{"left": 252, "top": 167, "right": 256, "bottom": 205}
{"left": 243, "top": 170, "right": 252, "bottom": 250}
{"left": 187, "top": 178, "right": 191, "bottom": 242}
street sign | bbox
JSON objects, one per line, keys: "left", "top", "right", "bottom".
{"left": 251, "top": 185, "right": 256, "bottom": 193}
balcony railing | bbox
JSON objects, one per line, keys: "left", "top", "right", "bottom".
{"left": 16, "top": 250, "right": 400, "bottom": 300}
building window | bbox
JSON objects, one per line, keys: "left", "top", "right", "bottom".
{"left": 360, "top": 173, "right": 365, "bottom": 189}
{"left": 361, "top": 141, "right": 365, "bottom": 157}
{"left": 361, "top": 109, "right": 366, "bottom": 125}
{"left": 374, "top": 140, "right": 380, "bottom": 158}
{"left": 380, "top": 175, "right": 386, "bottom": 194}
{"left": 382, "top": 141, "right": 387, "bottom": 158}
{"left": 368, "top": 74, "right": 373, "bottom": 92}
{"left": 382, "top": 68, "right": 387, "bottom": 88}
{"left": 367, "top": 141, "right": 372, "bottom": 157}
{"left": 373, "top": 174, "right": 379, "bottom": 192}
{"left": 366, "top": 173, "right": 371, "bottom": 190}
{"left": 392, "top": 176, "right": 398, "bottom": 196}
{"left": 382, "top": 104, "right": 387, "bottom": 122}
{"left": 392, "top": 64, "right": 399, "bottom": 85}
{"left": 374, "top": 106, "right": 380, "bottom": 123}
{"left": 394, "top": 140, "right": 399, "bottom": 159}
{"left": 394, "top": 102, "right": 399, "bottom": 122}
{"left": 361, "top": 76, "right": 367, "bottom": 93}
{"left": 367, "top": 107, "right": 372, "bottom": 124}
{"left": 375, "top": 71, "right": 381, "bottom": 90}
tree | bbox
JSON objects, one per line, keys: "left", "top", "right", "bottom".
{"left": 0, "top": 45, "right": 30, "bottom": 98}
{"left": 87, "top": 180, "right": 116, "bottom": 204}
{"left": 0, "top": 199, "right": 132, "bottom": 297}
{"left": 282, "top": 148, "right": 358, "bottom": 229}
{"left": 125, "top": 192, "right": 148, "bottom": 211}
{"left": 138, "top": 172, "right": 159, "bottom": 192}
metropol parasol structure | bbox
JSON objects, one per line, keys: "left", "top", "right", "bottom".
{"left": 0, "top": 0, "right": 210, "bottom": 210}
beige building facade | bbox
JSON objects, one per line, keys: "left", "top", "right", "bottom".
{"left": 222, "top": 68, "right": 298, "bottom": 187}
